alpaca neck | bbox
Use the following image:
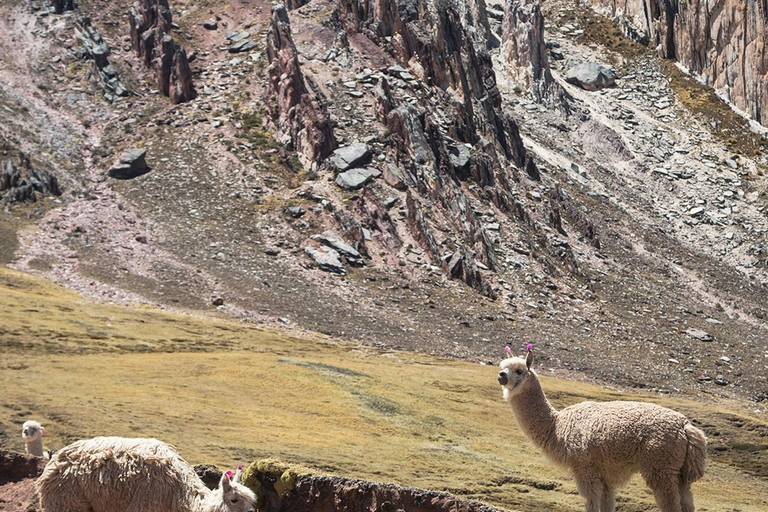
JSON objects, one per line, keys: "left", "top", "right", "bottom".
{"left": 25, "top": 438, "right": 44, "bottom": 457}
{"left": 197, "top": 487, "right": 225, "bottom": 512}
{"left": 509, "top": 372, "right": 560, "bottom": 457}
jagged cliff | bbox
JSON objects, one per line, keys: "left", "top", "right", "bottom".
{"left": 129, "top": 0, "right": 194, "bottom": 103}
{"left": 586, "top": 0, "right": 768, "bottom": 125}
{"left": 266, "top": 5, "right": 336, "bottom": 169}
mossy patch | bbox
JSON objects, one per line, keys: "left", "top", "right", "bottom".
{"left": 242, "top": 458, "right": 310, "bottom": 506}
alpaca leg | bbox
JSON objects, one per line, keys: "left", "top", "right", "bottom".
{"left": 574, "top": 472, "right": 602, "bottom": 512}
{"left": 680, "top": 485, "right": 695, "bottom": 512}
{"left": 599, "top": 483, "right": 616, "bottom": 512}
{"left": 649, "top": 480, "right": 682, "bottom": 512}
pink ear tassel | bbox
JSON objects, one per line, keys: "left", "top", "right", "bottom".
{"left": 526, "top": 343, "right": 532, "bottom": 352}
{"left": 226, "top": 470, "right": 233, "bottom": 478}
{"left": 504, "top": 346, "right": 511, "bottom": 357}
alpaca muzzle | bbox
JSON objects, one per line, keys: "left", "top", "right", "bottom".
{"left": 497, "top": 371, "right": 508, "bottom": 385}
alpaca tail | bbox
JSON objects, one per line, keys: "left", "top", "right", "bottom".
{"left": 681, "top": 423, "right": 707, "bottom": 485}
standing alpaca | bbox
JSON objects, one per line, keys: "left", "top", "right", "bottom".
{"left": 498, "top": 350, "right": 706, "bottom": 512}
{"left": 37, "top": 437, "right": 257, "bottom": 512}
{"left": 21, "top": 420, "right": 46, "bottom": 457}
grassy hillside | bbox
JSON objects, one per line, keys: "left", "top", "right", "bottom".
{"left": 1, "top": 266, "right": 766, "bottom": 511}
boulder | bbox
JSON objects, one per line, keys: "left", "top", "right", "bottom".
{"left": 108, "top": 149, "right": 150, "bottom": 179}
{"left": 565, "top": 62, "right": 617, "bottom": 91}
{"left": 447, "top": 142, "right": 471, "bottom": 170}
{"left": 329, "top": 143, "right": 371, "bottom": 171}
{"left": 305, "top": 246, "right": 346, "bottom": 274}
{"left": 686, "top": 328, "right": 713, "bottom": 342}
{"left": 312, "top": 231, "right": 365, "bottom": 266}
{"left": 335, "top": 168, "right": 380, "bottom": 190}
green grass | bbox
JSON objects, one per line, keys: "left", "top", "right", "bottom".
{"left": 0, "top": 266, "right": 767, "bottom": 511}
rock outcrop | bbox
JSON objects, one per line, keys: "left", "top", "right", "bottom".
{"left": 75, "top": 15, "right": 130, "bottom": 100}
{"left": 585, "top": 0, "right": 768, "bottom": 125}
{"left": 501, "top": 0, "right": 553, "bottom": 100}
{"left": 266, "top": 5, "right": 336, "bottom": 169}
{"left": 334, "top": 0, "right": 545, "bottom": 295}
{"left": 129, "top": 0, "right": 194, "bottom": 103}
{"left": 1, "top": 153, "right": 61, "bottom": 204}
{"left": 51, "top": 0, "right": 76, "bottom": 14}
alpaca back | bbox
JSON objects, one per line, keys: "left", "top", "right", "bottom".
{"left": 38, "top": 437, "right": 209, "bottom": 512}
{"left": 555, "top": 401, "right": 691, "bottom": 480}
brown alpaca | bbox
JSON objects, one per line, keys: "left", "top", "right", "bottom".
{"left": 498, "top": 351, "right": 706, "bottom": 512}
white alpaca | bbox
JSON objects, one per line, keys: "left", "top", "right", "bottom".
{"left": 21, "top": 420, "right": 46, "bottom": 457}
{"left": 498, "top": 351, "right": 707, "bottom": 512}
{"left": 37, "top": 437, "right": 257, "bottom": 512}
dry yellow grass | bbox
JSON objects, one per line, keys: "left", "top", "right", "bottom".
{"left": 1, "top": 266, "right": 766, "bottom": 511}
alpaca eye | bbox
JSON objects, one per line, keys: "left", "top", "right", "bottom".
{"left": 230, "top": 498, "right": 239, "bottom": 504}
{"left": 515, "top": 369, "right": 524, "bottom": 375}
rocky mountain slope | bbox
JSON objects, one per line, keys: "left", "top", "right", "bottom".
{"left": 1, "top": 0, "right": 767, "bottom": 409}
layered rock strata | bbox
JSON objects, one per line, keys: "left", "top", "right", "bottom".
{"left": 586, "top": 0, "right": 768, "bottom": 125}
{"left": 129, "top": 0, "right": 194, "bottom": 103}
{"left": 266, "top": 5, "right": 336, "bottom": 169}
{"left": 336, "top": 0, "right": 544, "bottom": 295}
{"left": 75, "top": 15, "right": 130, "bottom": 100}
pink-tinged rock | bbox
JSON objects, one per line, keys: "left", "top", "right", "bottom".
{"left": 129, "top": 0, "right": 194, "bottom": 104}
{"left": 584, "top": 0, "right": 768, "bottom": 126}
{"left": 266, "top": 5, "right": 336, "bottom": 169}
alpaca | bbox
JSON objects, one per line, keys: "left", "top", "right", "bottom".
{"left": 21, "top": 420, "right": 46, "bottom": 457}
{"left": 37, "top": 437, "right": 257, "bottom": 512}
{"left": 498, "top": 351, "right": 707, "bottom": 512}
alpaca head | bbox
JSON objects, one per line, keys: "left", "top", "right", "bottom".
{"left": 498, "top": 350, "right": 534, "bottom": 402}
{"left": 21, "top": 421, "right": 44, "bottom": 444}
{"left": 212, "top": 471, "right": 257, "bottom": 512}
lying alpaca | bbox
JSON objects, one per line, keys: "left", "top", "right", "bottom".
{"left": 21, "top": 420, "right": 46, "bottom": 457}
{"left": 37, "top": 437, "right": 257, "bottom": 512}
{"left": 498, "top": 350, "right": 706, "bottom": 512}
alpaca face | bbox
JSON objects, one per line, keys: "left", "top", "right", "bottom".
{"left": 21, "top": 421, "right": 44, "bottom": 443}
{"left": 498, "top": 357, "right": 531, "bottom": 401}
{"left": 218, "top": 474, "right": 257, "bottom": 512}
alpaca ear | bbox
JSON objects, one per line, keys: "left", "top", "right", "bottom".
{"left": 40, "top": 427, "right": 45, "bottom": 435}
{"left": 220, "top": 473, "right": 232, "bottom": 492}
{"left": 526, "top": 350, "right": 534, "bottom": 369}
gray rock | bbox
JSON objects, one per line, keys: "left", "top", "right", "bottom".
{"left": 329, "top": 143, "right": 371, "bottom": 171}
{"left": 229, "top": 39, "right": 257, "bottom": 53}
{"left": 565, "top": 62, "right": 617, "bottom": 91}
{"left": 312, "top": 230, "right": 361, "bottom": 260}
{"left": 305, "top": 246, "right": 346, "bottom": 274}
{"left": 203, "top": 19, "right": 218, "bottom": 30}
{"left": 228, "top": 31, "right": 250, "bottom": 42}
{"left": 335, "top": 168, "right": 379, "bottom": 190}
{"left": 286, "top": 206, "right": 305, "bottom": 218}
{"left": 108, "top": 148, "right": 150, "bottom": 179}
{"left": 685, "top": 328, "right": 713, "bottom": 342}
{"left": 447, "top": 143, "right": 471, "bottom": 170}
